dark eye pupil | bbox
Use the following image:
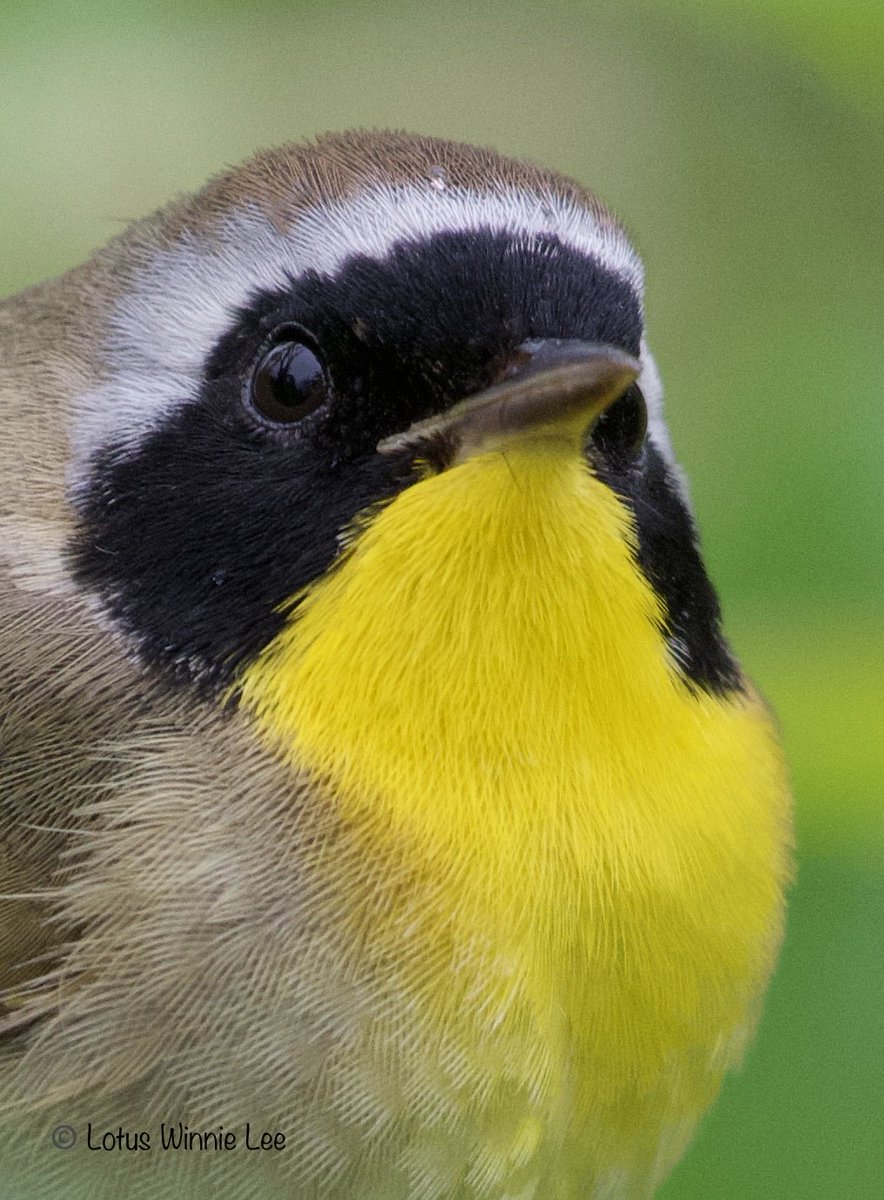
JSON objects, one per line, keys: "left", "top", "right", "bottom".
{"left": 251, "top": 339, "right": 330, "bottom": 424}
{"left": 593, "top": 384, "right": 648, "bottom": 463}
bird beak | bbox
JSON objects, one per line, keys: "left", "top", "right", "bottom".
{"left": 377, "top": 339, "right": 642, "bottom": 465}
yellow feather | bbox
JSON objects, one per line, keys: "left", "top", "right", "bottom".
{"left": 238, "top": 442, "right": 791, "bottom": 1196}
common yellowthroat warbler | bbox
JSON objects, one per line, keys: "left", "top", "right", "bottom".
{"left": 0, "top": 130, "right": 792, "bottom": 1199}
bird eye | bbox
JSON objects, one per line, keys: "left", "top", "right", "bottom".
{"left": 592, "top": 384, "right": 648, "bottom": 463}
{"left": 249, "top": 330, "right": 331, "bottom": 425}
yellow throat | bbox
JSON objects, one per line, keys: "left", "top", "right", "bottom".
{"left": 238, "top": 441, "right": 790, "bottom": 1192}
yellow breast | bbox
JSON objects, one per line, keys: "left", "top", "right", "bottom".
{"left": 238, "top": 444, "right": 791, "bottom": 1196}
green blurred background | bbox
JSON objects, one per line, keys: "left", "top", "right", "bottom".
{"left": 2, "top": 1, "right": 881, "bottom": 1195}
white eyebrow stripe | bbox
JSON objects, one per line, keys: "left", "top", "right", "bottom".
{"left": 69, "top": 181, "right": 645, "bottom": 489}
{"left": 280, "top": 182, "right": 643, "bottom": 292}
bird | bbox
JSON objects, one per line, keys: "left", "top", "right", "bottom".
{"left": 0, "top": 130, "right": 792, "bottom": 1200}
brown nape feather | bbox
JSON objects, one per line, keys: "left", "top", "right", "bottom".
{"left": 0, "top": 244, "right": 126, "bottom": 1020}
{"left": 0, "top": 269, "right": 117, "bottom": 1019}
{"left": 208, "top": 129, "right": 622, "bottom": 235}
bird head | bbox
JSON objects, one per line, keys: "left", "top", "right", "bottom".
{"left": 62, "top": 129, "right": 738, "bottom": 703}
